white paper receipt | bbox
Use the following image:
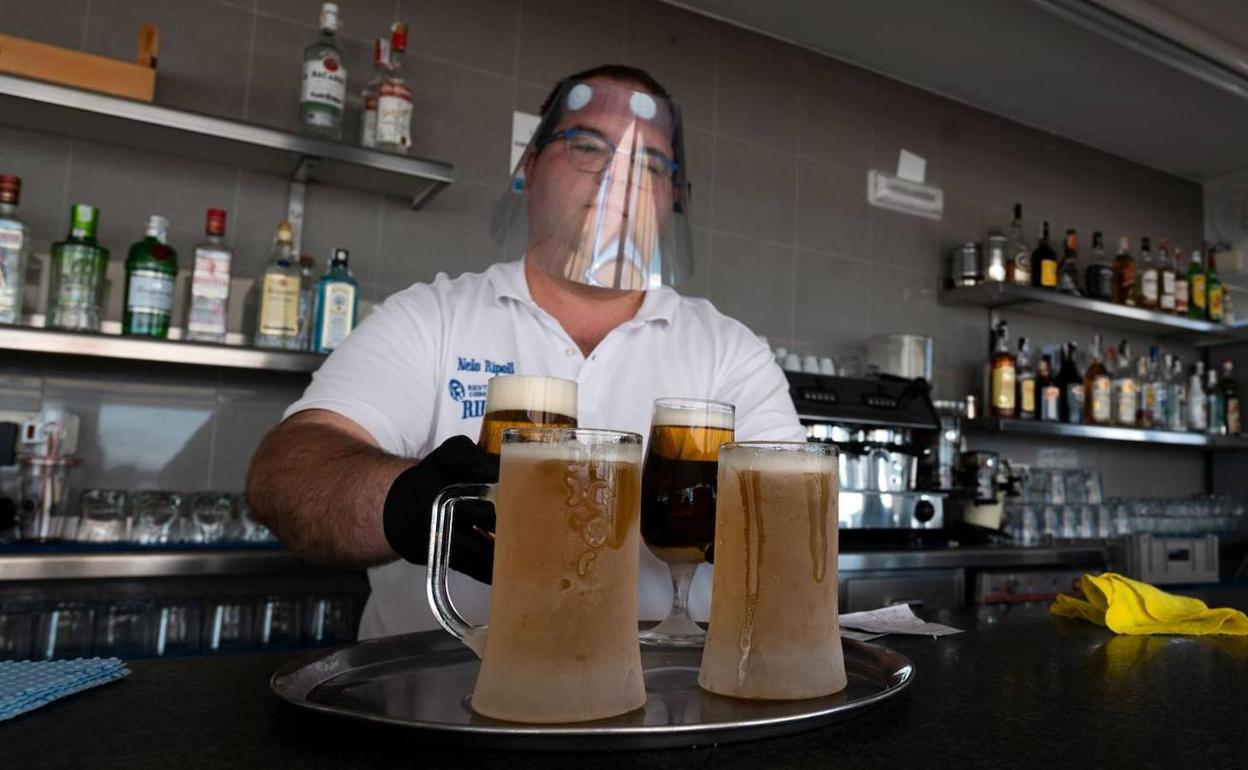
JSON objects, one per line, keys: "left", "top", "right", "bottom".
{"left": 839, "top": 604, "right": 963, "bottom": 638}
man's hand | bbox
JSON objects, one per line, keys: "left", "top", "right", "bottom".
{"left": 383, "top": 435, "right": 499, "bottom": 584}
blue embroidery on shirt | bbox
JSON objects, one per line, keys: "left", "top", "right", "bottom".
{"left": 448, "top": 379, "right": 466, "bottom": 401}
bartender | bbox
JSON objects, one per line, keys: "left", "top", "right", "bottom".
{"left": 247, "top": 64, "right": 805, "bottom": 639}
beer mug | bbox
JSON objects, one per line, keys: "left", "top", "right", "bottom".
{"left": 477, "top": 374, "right": 578, "bottom": 455}
{"left": 639, "top": 398, "right": 734, "bottom": 646}
{"left": 428, "top": 427, "right": 646, "bottom": 723}
{"left": 699, "top": 442, "right": 846, "bottom": 700}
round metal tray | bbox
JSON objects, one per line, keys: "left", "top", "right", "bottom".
{"left": 271, "top": 629, "right": 914, "bottom": 750}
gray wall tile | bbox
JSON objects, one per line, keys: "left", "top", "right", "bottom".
{"left": 84, "top": 0, "right": 253, "bottom": 119}
{"left": 792, "top": 249, "right": 870, "bottom": 356}
{"left": 680, "top": 226, "right": 711, "bottom": 300}
{"left": 711, "top": 136, "right": 795, "bottom": 244}
{"left": 257, "top": 0, "right": 395, "bottom": 40}
{"left": 938, "top": 111, "right": 1000, "bottom": 208}
{"left": 714, "top": 26, "right": 798, "bottom": 152}
{"left": 872, "top": 88, "right": 942, "bottom": 183}
{"left": 0, "top": 127, "right": 71, "bottom": 252}
{"left": 871, "top": 207, "right": 940, "bottom": 274}
{"left": 407, "top": 59, "right": 514, "bottom": 188}
{"left": 798, "top": 54, "right": 872, "bottom": 169}
{"left": 709, "top": 231, "right": 793, "bottom": 343}
{"left": 998, "top": 124, "right": 1057, "bottom": 223}
{"left": 623, "top": 8, "right": 717, "bottom": 132}
{"left": 400, "top": 0, "right": 519, "bottom": 77}
{"left": 0, "top": 0, "right": 88, "bottom": 49}
{"left": 300, "top": 184, "right": 384, "bottom": 285}
{"left": 683, "top": 128, "right": 713, "bottom": 229}
{"left": 516, "top": 0, "right": 626, "bottom": 88}
{"left": 376, "top": 182, "right": 501, "bottom": 292}
{"left": 796, "top": 159, "right": 870, "bottom": 258}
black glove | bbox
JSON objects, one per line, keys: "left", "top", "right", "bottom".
{"left": 383, "top": 435, "right": 498, "bottom": 584}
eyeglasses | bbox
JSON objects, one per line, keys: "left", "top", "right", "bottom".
{"left": 544, "top": 128, "right": 678, "bottom": 182}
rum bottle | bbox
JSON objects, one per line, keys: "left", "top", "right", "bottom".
{"left": 1083, "top": 334, "right": 1111, "bottom": 425}
{"left": 1112, "top": 236, "right": 1135, "bottom": 306}
{"left": 989, "top": 320, "right": 1016, "bottom": 418}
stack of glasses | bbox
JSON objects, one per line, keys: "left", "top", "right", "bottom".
{"left": 24, "top": 490, "right": 278, "bottom": 546}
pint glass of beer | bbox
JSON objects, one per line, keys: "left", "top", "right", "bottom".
{"left": 477, "top": 375, "right": 578, "bottom": 455}
{"left": 698, "top": 442, "right": 846, "bottom": 700}
{"left": 427, "top": 427, "right": 646, "bottom": 723}
{"left": 639, "top": 398, "right": 735, "bottom": 646}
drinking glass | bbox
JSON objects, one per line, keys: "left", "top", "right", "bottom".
{"left": 638, "top": 398, "right": 735, "bottom": 646}
{"left": 0, "top": 603, "right": 35, "bottom": 661}
{"left": 34, "top": 603, "right": 96, "bottom": 659}
{"left": 257, "top": 596, "right": 301, "bottom": 648}
{"left": 428, "top": 427, "right": 645, "bottom": 723}
{"left": 303, "top": 596, "right": 354, "bottom": 645}
{"left": 150, "top": 601, "right": 201, "bottom": 657}
{"left": 94, "top": 601, "right": 151, "bottom": 658}
{"left": 699, "top": 442, "right": 845, "bottom": 700}
{"left": 132, "top": 491, "right": 183, "bottom": 545}
{"left": 76, "top": 489, "right": 128, "bottom": 543}
{"left": 188, "top": 492, "right": 233, "bottom": 544}
{"left": 476, "top": 374, "right": 578, "bottom": 455}
{"left": 203, "top": 600, "right": 254, "bottom": 654}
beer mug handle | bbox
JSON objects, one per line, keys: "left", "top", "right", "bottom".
{"left": 426, "top": 482, "right": 496, "bottom": 658}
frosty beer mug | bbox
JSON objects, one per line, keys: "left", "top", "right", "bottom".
{"left": 477, "top": 374, "right": 578, "bottom": 455}
{"left": 698, "top": 442, "right": 847, "bottom": 700}
{"left": 427, "top": 427, "right": 646, "bottom": 723}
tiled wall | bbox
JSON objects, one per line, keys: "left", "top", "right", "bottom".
{"left": 0, "top": 0, "right": 1210, "bottom": 496}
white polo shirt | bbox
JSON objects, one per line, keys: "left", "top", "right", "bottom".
{"left": 285, "top": 259, "right": 804, "bottom": 639}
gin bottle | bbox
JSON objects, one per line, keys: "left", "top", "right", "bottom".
{"left": 312, "top": 247, "right": 359, "bottom": 353}
{"left": 0, "top": 175, "right": 29, "bottom": 324}
{"left": 123, "top": 215, "right": 178, "bottom": 338}
{"left": 255, "top": 222, "right": 302, "bottom": 350}
{"left": 48, "top": 204, "right": 109, "bottom": 332}
{"left": 186, "top": 208, "right": 232, "bottom": 344}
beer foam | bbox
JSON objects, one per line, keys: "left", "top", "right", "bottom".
{"left": 504, "top": 438, "right": 642, "bottom": 464}
{"left": 719, "top": 444, "right": 837, "bottom": 474}
{"left": 485, "top": 375, "right": 578, "bottom": 416}
{"left": 652, "top": 403, "right": 734, "bottom": 429}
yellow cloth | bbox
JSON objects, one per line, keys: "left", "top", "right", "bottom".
{"left": 1051, "top": 572, "right": 1248, "bottom": 636}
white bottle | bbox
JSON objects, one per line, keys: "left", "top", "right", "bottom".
{"left": 359, "top": 37, "right": 388, "bottom": 149}
{"left": 375, "top": 22, "right": 412, "bottom": 154}
{"left": 1188, "top": 362, "right": 1207, "bottom": 432}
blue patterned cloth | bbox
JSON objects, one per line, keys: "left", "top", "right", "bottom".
{"left": 0, "top": 658, "right": 129, "bottom": 721}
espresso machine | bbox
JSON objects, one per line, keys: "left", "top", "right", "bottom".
{"left": 789, "top": 372, "right": 954, "bottom": 543}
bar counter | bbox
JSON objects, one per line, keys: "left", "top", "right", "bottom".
{"left": 8, "top": 587, "right": 1248, "bottom": 769}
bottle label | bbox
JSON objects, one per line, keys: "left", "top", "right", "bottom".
{"left": 376, "top": 81, "right": 413, "bottom": 148}
{"left": 361, "top": 96, "right": 378, "bottom": 148}
{"left": 188, "top": 246, "right": 231, "bottom": 338}
{"left": 992, "top": 366, "right": 1016, "bottom": 413}
{"left": 1175, "top": 278, "right": 1188, "bottom": 313}
{"left": 1041, "top": 386, "right": 1061, "bottom": 421}
{"left": 1229, "top": 398, "right": 1242, "bottom": 434}
{"left": 1209, "top": 286, "right": 1224, "bottom": 321}
{"left": 1020, "top": 379, "right": 1036, "bottom": 415}
{"left": 318, "top": 282, "right": 357, "bottom": 350}
{"left": 1160, "top": 271, "right": 1175, "bottom": 310}
{"left": 302, "top": 55, "right": 347, "bottom": 110}
{"left": 126, "top": 269, "right": 175, "bottom": 316}
{"left": 1041, "top": 260, "right": 1058, "bottom": 288}
{"left": 1067, "top": 384, "right": 1085, "bottom": 424}
{"left": 1091, "top": 378, "right": 1112, "bottom": 423}
{"left": 1191, "top": 275, "right": 1206, "bottom": 310}
{"left": 259, "top": 274, "right": 300, "bottom": 337}
{"left": 1141, "top": 271, "right": 1159, "bottom": 303}
{"left": 1115, "top": 380, "right": 1137, "bottom": 425}
{"left": 0, "top": 226, "right": 24, "bottom": 251}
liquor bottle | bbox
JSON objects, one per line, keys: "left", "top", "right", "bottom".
{"left": 1057, "top": 342, "right": 1084, "bottom": 424}
{"left": 1137, "top": 236, "right": 1158, "bottom": 309}
{"left": 1084, "top": 231, "right": 1113, "bottom": 301}
{"left": 1188, "top": 362, "right": 1207, "bottom": 432}
{"left": 1169, "top": 356, "right": 1188, "bottom": 431}
{"left": 1207, "top": 247, "right": 1224, "bottom": 323}
{"left": 312, "top": 247, "right": 359, "bottom": 353}
{"left": 1157, "top": 239, "right": 1176, "bottom": 313}
{"left": 1112, "top": 236, "right": 1135, "bottom": 306}
{"left": 48, "top": 204, "right": 109, "bottom": 332}
{"left": 989, "top": 320, "right": 1016, "bottom": 418}
{"left": 1111, "top": 340, "right": 1137, "bottom": 427}
{"left": 1223, "top": 359, "right": 1242, "bottom": 435}
{"left": 0, "top": 175, "right": 29, "bottom": 324}
{"left": 1187, "top": 249, "right": 1206, "bottom": 319}
{"left": 375, "top": 21, "right": 412, "bottom": 154}
{"left": 1031, "top": 222, "right": 1059, "bottom": 290}
{"left": 1136, "top": 354, "right": 1154, "bottom": 428}
{"left": 300, "top": 2, "right": 347, "bottom": 140}
{"left": 1058, "top": 229, "right": 1080, "bottom": 294}
{"left": 1173, "top": 246, "right": 1189, "bottom": 316}
{"left": 1007, "top": 203, "right": 1030, "bottom": 286}
{"left": 1016, "top": 337, "right": 1036, "bottom": 420}
{"left": 255, "top": 222, "right": 302, "bottom": 349}
{"left": 1151, "top": 348, "right": 1169, "bottom": 430}
{"left": 186, "top": 208, "right": 232, "bottom": 344}
{"left": 1083, "top": 334, "right": 1112, "bottom": 425}
{"left": 1207, "top": 368, "right": 1225, "bottom": 435}
{"left": 296, "top": 254, "right": 317, "bottom": 351}
{"left": 123, "top": 215, "right": 178, "bottom": 338}
{"left": 1038, "top": 354, "right": 1060, "bottom": 422}
{"left": 359, "top": 37, "right": 389, "bottom": 149}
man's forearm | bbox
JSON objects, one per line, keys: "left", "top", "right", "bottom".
{"left": 246, "top": 416, "right": 413, "bottom": 568}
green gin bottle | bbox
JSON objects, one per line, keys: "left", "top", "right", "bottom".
{"left": 48, "top": 204, "right": 109, "bottom": 332}
{"left": 123, "top": 215, "right": 178, "bottom": 338}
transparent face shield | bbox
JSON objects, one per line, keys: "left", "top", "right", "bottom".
{"left": 490, "top": 79, "right": 694, "bottom": 291}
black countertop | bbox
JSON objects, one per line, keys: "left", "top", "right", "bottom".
{"left": 7, "top": 587, "right": 1248, "bottom": 770}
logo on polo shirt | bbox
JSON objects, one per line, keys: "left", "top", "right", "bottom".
{"left": 448, "top": 375, "right": 489, "bottom": 420}
{"left": 457, "top": 356, "right": 516, "bottom": 375}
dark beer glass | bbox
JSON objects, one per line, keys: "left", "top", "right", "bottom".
{"left": 639, "top": 397, "right": 735, "bottom": 646}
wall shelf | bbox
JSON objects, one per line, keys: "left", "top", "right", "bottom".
{"left": 0, "top": 547, "right": 304, "bottom": 582}
{"left": 0, "top": 323, "right": 324, "bottom": 373}
{"left": 939, "top": 282, "right": 1246, "bottom": 346}
{"left": 965, "top": 417, "right": 1248, "bottom": 449}
{"left": 0, "top": 73, "right": 453, "bottom": 208}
